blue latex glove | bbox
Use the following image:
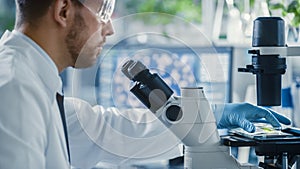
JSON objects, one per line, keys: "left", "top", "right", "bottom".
{"left": 216, "top": 103, "right": 291, "bottom": 133}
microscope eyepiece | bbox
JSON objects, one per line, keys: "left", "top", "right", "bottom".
{"left": 122, "top": 60, "right": 174, "bottom": 112}
{"left": 121, "top": 60, "right": 135, "bottom": 80}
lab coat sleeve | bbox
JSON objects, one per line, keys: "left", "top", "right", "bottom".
{"left": 64, "top": 97, "right": 182, "bottom": 169}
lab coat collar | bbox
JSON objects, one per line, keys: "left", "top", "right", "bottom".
{"left": 0, "top": 30, "right": 63, "bottom": 95}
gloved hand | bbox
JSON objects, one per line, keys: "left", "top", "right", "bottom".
{"left": 214, "top": 103, "right": 291, "bottom": 133}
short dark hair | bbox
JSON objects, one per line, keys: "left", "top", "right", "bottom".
{"left": 15, "top": 0, "right": 81, "bottom": 28}
{"left": 15, "top": 0, "right": 54, "bottom": 27}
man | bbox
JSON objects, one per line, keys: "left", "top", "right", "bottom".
{"left": 0, "top": 0, "right": 291, "bottom": 169}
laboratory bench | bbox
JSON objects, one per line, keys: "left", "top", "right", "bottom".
{"left": 91, "top": 157, "right": 184, "bottom": 169}
{"left": 92, "top": 163, "right": 183, "bottom": 169}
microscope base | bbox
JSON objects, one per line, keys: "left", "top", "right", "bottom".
{"left": 184, "top": 145, "right": 260, "bottom": 169}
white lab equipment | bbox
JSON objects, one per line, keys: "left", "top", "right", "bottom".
{"left": 122, "top": 60, "right": 259, "bottom": 168}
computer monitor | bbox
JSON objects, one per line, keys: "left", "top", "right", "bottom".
{"left": 95, "top": 44, "right": 233, "bottom": 109}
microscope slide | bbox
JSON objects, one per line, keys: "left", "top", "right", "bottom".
{"left": 229, "top": 123, "right": 293, "bottom": 139}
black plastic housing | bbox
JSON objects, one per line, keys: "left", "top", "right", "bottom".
{"left": 130, "top": 69, "right": 174, "bottom": 112}
{"left": 239, "top": 17, "right": 287, "bottom": 106}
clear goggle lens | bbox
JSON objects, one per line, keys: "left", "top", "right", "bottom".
{"left": 97, "top": 0, "right": 115, "bottom": 23}
{"left": 78, "top": 0, "right": 115, "bottom": 24}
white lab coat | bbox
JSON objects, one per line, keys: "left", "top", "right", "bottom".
{"left": 0, "top": 30, "right": 182, "bottom": 169}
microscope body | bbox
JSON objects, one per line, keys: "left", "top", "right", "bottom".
{"left": 122, "top": 60, "right": 259, "bottom": 169}
{"left": 158, "top": 87, "right": 219, "bottom": 147}
{"left": 161, "top": 87, "right": 257, "bottom": 169}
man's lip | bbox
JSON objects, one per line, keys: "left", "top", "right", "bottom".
{"left": 99, "top": 41, "right": 105, "bottom": 47}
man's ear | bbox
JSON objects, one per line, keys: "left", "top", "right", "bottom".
{"left": 53, "top": 0, "right": 72, "bottom": 27}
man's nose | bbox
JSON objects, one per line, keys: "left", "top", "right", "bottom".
{"left": 102, "top": 20, "right": 114, "bottom": 36}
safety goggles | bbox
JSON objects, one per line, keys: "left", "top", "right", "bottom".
{"left": 77, "top": 0, "right": 115, "bottom": 24}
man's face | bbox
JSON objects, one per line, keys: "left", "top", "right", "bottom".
{"left": 66, "top": 0, "right": 114, "bottom": 68}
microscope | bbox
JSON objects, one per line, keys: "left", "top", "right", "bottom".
{"left": 121, "top": 60, "right": 259, "bottom": 168}
{"left": 236, "top": 17, "right": 300, "bottom": 169}
{"left": 121, "top": 17, "right": 300, "bottom": 169}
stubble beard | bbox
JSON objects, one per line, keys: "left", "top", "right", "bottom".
{"left": 65, "top": 12, "right": 88, "bottom": 68}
